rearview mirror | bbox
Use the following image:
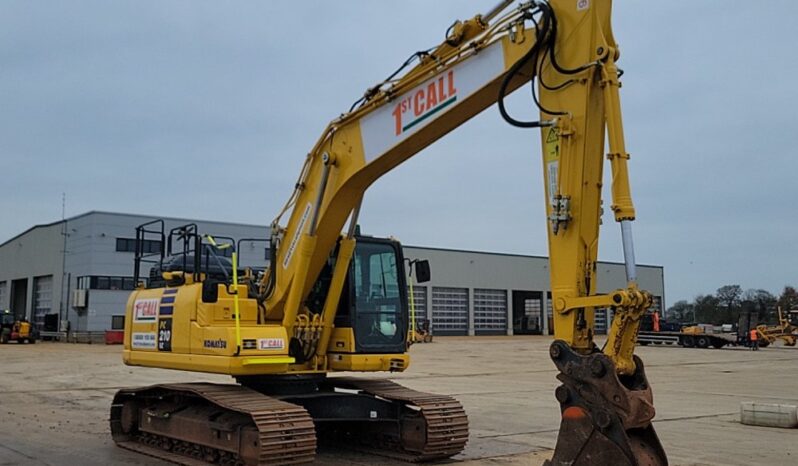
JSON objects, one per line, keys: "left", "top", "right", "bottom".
{"left": 414, "top": 260, "right": 431, "bottom": 283}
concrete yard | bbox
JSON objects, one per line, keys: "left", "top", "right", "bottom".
{"left": 0, "top": 336, "right": 796, "bottom": 465}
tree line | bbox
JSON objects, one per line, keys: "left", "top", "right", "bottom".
{"left": 666, "top": 285, "right": 798, "bottom": 325}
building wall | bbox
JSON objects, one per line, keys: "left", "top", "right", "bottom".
{"left": 0, "top": 222, "right": 64, "bottom": 324}
{"left": 83, "top": 290, "right": 130, "bottom": 332}
{"left": 62, "top": 212, "right": 270, "bottom": 331}
{"left": 0, "top": 211, "right": 665, "bottom": 335}
{"left": 403, "top": 246, "right": 663, "bottom": 294}
{"left": 403, "top": 246, "right": 665, "bottom": 336}
{"left": 64, "top": 212, "right": 269, "bottom": 278}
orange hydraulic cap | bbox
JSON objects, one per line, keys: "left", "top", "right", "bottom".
{"left": 562, "top": 406, "right": 588, "bottom": 420}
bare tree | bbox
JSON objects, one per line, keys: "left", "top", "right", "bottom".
{"left": 667, "top": 300, "right": 694, "bottom": 322}
{"left": 777, "top": 286, "right": 798, "bottom": 321}
{"left": 716, "top": 285, "right": 742, "bottom": 323}
{"left": 742, "top": 289, "right": 777, "bottom": 321}
{"left": 694, "top": 294, "right": 720, "bottom": 323}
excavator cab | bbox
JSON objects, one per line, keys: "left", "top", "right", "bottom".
{"left": 337, "top": 237, "right": 409, "bottom": 353}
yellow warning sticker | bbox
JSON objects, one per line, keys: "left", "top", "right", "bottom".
{"left": 544, "top": 126, "right": 560, "bottom": 162}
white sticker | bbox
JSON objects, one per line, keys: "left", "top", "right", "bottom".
{"left": 133, "top": 298, "right": 159, "bottom": 322}
{"left": 282, "top": 202, "right": 313, "bottom": 269}
{"left": 547, "top": 161, "right": 559, "bottom": 206}
{"left": 359, "top": 40, "right": 505, "bottom": 163}
{"left": 577, "top": 0, "right": 589, "bottom": 11}
{"left": 132, "top": 332, "right": 157, "bottom": 349}
{"left": 258, "top": 338, "right": 285, "bottom": 350}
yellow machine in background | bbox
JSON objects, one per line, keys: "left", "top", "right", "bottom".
{"left": 756, "top": 307, "right": 798, "bottom": 347}
{"left": 111, "top": 1, "right": 667, "bottom": 465}
{"left": 1, "top": 310, "right": 36, "bottom": 344}
{"left": 408, "top": 258, "right": 433, "bottom": 345}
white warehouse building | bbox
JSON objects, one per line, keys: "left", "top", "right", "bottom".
{"left": 0, "top": 211, "right": 664, "bottom": 337}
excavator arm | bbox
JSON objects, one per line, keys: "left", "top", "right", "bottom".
{"left": 259, "top": 1, "right": 666, "bottom": 464}
{"left": 260, "top": 1, "right": 540, "bottom": 328}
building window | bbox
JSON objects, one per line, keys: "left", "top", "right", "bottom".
{"left": 77, "top": 275, "right": 138, "bottom": 291}
{"left": 214, "top": 246, "right": 233, "bottom": 258}
{"left": 97, "top": 276, "right": 110, "bottom": 289}
{"left": 116, "top": 238, "right": 134, "bottom": 252}
{"left": 116, "top": 237, "right": 161, "bottom": 254}
{"left": 111, "top": 315, "right": 125, "bottom": 330}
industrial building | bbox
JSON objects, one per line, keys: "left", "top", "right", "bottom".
{"left": 0, "top": 211, "right": 664, "bottom": 337}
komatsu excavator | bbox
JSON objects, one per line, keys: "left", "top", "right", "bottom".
{"left": 111, "top": 1, "right": 667, "bottom": 465}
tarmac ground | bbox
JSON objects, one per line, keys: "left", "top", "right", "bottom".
{"left": 0, "top": 336, "right": 796, "bottom": 465}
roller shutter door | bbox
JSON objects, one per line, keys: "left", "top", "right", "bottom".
{"left": 33, "top": 275, "right": 53, "bottom": 330}
{"left": 432, "top": 287, "right": 468, "bottom": 336}
{"left": 408, "top": 286, "right": 427, "bottom": 319}
{"left": 594, "top": 308, "right": 608, "bottom": 335}
{"left": 474, "top": 289, "right": 507, "bottom": 335}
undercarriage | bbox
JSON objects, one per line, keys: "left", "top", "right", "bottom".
{"left": 110, "top": 376, "right": 468, "bottom": 465}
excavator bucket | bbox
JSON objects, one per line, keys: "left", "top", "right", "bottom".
{"left": 544, "top": 341, "right": 668, "bottom": 466}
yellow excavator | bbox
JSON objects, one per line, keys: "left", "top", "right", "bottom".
{"left": 111, "top": 1, "right": 667, "bottom": 465}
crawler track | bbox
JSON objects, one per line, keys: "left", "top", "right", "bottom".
{"left": 110, "top": 383, "right": 316, "bottom": 465}
{"left": 110, "top": 378, "right": 468, "bottom": 465}
{"left": 321, "top": 377, "right": 469, "bottom": 461}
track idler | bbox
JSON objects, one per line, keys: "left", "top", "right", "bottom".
{"left": 544, "top": 340, "right": 668, "bottom": 466}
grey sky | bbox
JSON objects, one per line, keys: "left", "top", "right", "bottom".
{"left": 2, "top": 1, "right": 796, "bottom": 306}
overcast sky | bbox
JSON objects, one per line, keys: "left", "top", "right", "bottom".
{"left": 2, "top": 1, "right": 796, "bottom": 305}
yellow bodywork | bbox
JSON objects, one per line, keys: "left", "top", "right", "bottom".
{"left": 16, "top": 321, "right": 32, "bottom": 338}
{"left": 124, "top": 0, "right": 647, "bottom": 380}
{"left": 123, "top": 285, "right": 409, "bottom": 375}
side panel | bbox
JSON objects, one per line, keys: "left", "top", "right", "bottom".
{"left": 124, "top": 284, "right": 295, "bottom": 375}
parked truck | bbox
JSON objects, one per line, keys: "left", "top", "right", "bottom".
{"left": 637, "top": 312, "right": 738, "bottom": 349}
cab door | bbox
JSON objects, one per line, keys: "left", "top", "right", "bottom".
{"left": 348, "top": 239, "right": 408, "bottom": 354}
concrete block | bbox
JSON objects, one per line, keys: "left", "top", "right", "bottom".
{"left": 740, "top": 402, "right": 798, "bottom": 428}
